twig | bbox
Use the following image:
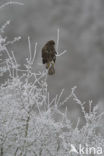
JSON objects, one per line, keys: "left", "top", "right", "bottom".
{"left": 56, "top": 28, "right": 67, "bottom": 56}
{"left": 28, "top": 36, "right": 32, "bottom": 63}
{"left": 4, "top": 36, "right": 21, "bottom": 46}
{"left": 0, "top": 1, "right": 24, "bottom": 10}
{"left": 56, "top": 28, "right": 59, "bottom": 53}
{"left": 0, "top": 20, "right": 10, "bottom": 33}
{"left": 57, "top": 88, "right": 64, "bottom": 105}
{"left": 56, "top": 50, "right": 67, "bottom": 57}
{"left": 31, "top": 42, "right": 38, "bottom": 64}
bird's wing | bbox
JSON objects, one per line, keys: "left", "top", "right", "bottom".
{"left": 42, "top": 47, "right": 48, "bottom": 57}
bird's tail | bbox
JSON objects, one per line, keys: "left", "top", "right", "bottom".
{"left": 48, "top": 62, "right": 55, "bottom": 75}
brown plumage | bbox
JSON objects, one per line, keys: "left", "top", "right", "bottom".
{"left": 42, "top": 40, "right": 57, "bottom": 75}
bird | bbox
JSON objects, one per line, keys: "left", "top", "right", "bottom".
{"left": 41, "top": 40, "right": 57, "bottom": 75}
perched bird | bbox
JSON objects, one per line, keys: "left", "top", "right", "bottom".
{"left": 42, "top": 40, "right": 57, "bottom": 75}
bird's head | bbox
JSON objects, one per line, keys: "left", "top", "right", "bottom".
{"left": 46, "top": 40, "right": 55, "bottom": 46}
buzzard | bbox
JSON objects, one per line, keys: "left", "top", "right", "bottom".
{"left": 42, "top": 40, "right": 57, "bottom": 75}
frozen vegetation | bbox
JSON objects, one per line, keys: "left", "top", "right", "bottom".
{"left": 0, "top": 2, "right": 104, "bottom": 156}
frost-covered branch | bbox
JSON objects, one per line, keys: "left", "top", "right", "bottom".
{"left": 0, "top": 1, "right": 24, "bottom": 10}
{"left": 27, "top": 36, "right": 38, "bottom": 65}
{"left": 56, "top": 28, "right": 59, "bottom": 52}
{"left": 31, "top": 42, "right": 38, "bottom": 64}
{"left": 4, "top": 36, "right": 21, "bottom": 46}
{"left": 56, "top": 28, "right": 67, "bottom": 57}
{"left": 0, "top": 20, "right": 10, "bottom": 33}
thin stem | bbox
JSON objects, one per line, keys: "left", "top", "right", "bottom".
{"left": 57, "top": 89, "right": 64, "bottom": 105}
{"left": 89, "top": 100, "right": 92, "bottom": 114}
{"left": 0, "top": 20, "right": 10, "bottom": 33}
{"left": 31, "top": 42, "right": 37, "bottom": 64}
{"left": 4, "top": 36, "right": 21, "bottom": 46}
{"left": 0, "top": 1, "right": 24, "bottom": 10}
{"left": 56, "top": 28, "right": 60, "bottom": 53}
{"left": 28, "top": 36, "right": 32, "bottom": 63}
{"left": 56, "top": 50, "right": 67, "bottom": 57}
{"left": 56, "top": 28, "right": 67, "bottom": 56}
{"left": 11, "top": 51, "right": 18, "bottom": 77}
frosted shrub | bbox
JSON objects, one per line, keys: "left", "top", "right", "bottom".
{"left": 0, "top": 2, "right": 104, "bottom": 156}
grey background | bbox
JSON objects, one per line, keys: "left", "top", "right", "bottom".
{"left": 0, "top": 0, "right": 104, "bottom": 115}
